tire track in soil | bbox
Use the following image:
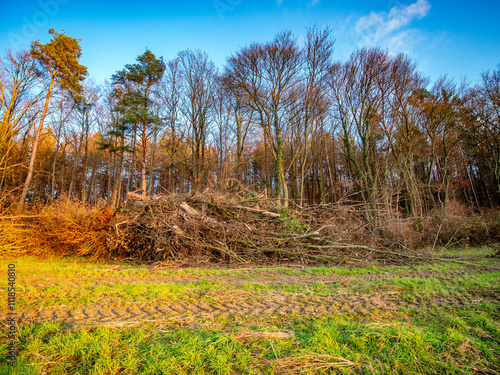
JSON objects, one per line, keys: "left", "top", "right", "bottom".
{"left": 8, "top": 292, "right": 498, "bottom": 327}
{"left": 3, "top": 267, "right": 499, "bottom": 327}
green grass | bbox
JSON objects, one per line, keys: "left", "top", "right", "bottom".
{"left": 1, "top": 251, "right": 499, "bottom": 374}
{"left": 1, "top": 301, "right": 498, "bottom": 374}
{"left": 347, "top": 272, "right": 500, "bottom": 301}
{"left": 430, "top": 246, "right": 498, "bottom": 258}
{"left": 233, "top": 280, "right": 340, "bottom": 295}
{"left": 14, "top": 280, "right": 222, "bottom": 308}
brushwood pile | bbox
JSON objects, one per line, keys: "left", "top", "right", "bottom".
{"left": 1, "top": 191, "right": 499, "bottom": 265}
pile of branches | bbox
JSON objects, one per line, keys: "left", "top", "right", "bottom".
{"left": 105, "top": 191, "right": 405, "bottom": 265}
{"left": 2, "top": 191, "right": 498, "bottom": 267}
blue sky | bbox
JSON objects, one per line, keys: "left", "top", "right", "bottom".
{"left": 1, "top": 0, "right": 499, "bottom": 85}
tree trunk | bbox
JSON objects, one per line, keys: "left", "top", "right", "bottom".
{"left": 80, "top": 116, "right": 89, "bottom": 201}
{"left": 141, "top": 126, "right": 148, "bottom": 197}
{"left": 16, "top": 74, "right": 54, "bottom": 213}
{"left": 68, "top": 118, "right": 85, "bottom": 198}
{"left": 274, "top": 135, "right": 284, "bottom": 206}
{"left": 141, "top": 160, "right": 147, "bottom": 197}
{"left": 111, "top": 150, "right": 124, "bottom": 208}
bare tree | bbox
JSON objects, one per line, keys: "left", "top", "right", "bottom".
{"left": 328, "top": 49, "right": 388, "bottom": 206}
{"left": 226, "top": 31, "right": 302, "bottom": 206}
{"left": 460, "top": 66, "right": 500, "bottom": 206}
{"left": 297, "top": 26, "right": 334, "bottom": 205}
{"left": 0, "top": 51, "right": 40, "bottom": 193}
{"left": 67, "top": 82, "right": 100, "bottom": 199}
{"left": 178, "top": 49, "right": 217, "bottom": 191}
{"left": 48, "top": 92, "right": 75, "bottom": 201}
{"left": 160, "top": 57, "right": 183, "bottom": 192}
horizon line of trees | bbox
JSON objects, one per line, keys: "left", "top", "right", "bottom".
{"left": 1, "top": 27, "right": 499, "bottom": 215}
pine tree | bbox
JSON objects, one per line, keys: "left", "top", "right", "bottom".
{"left": 16, "top": 29, "right": 87, "bottom": 212}
{"left": 111, "top": 49, "right": 165, "bottom": 197}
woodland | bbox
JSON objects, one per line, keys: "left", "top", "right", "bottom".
{"left": 1, "top": 27, "right": 499, "bottom": 263}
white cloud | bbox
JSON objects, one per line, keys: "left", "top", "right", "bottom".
{"left": 355, "top": 0, "right": 431, "bottom": 48}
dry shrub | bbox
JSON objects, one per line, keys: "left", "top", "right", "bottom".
{"left": 482, "top": 208, "right": 500, "bottom": 242}
{"left": 34, "top": 199, "right": 113, "bottom": 257}
{"left": 378, "top": 219, "right": 423, "bottom": 249}
{"left": 376, "top": 200, "right": 500, "bottom": 250}
{"left": 0, "top": 218, "right": 36, "bottom": 258}
{"left": 313, "top": 199, "right": 500, "bottom": 251}
{"left": 0, "top": 198, "right": 113, "bottom": 259}
{"left": 419, "top": 200, "right": 492, "bottom": 247}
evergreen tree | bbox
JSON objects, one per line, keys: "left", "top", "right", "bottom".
{"left": 111, "top": 49, "right": 165, "bottom": 196}
{"left": 17, "top": 29, "right": 87, "bottom": 212}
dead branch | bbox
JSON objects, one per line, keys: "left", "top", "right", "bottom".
{"left": 230, "top": 205, "right": 280, "bottom": 218}
{"left": 0, "top": 215, "right": 46, "bottom": 220}
{"left": 308, "top": 242, "right": 500, "bottom": 270}
{"left": 14, "top": 191, "right": 496, "bottom": 268}
{"left": 178, "top": 201, "right": 218, "bottom": 224}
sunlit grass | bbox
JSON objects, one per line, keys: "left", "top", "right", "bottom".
{"left": 1, "top": 253, "right": 499, "bottom": 374}
{"left": 2, "top": 256, "right": 499, "bottom": 308}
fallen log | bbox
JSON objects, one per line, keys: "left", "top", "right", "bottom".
{"left": 179, "top": 201, "right": 201, "bottom": 217}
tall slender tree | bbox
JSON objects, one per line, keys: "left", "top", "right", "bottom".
{"left": 16, "top": 29, "right": 87, "bottom": 212}
{"left": 112, "top": 49, "right": 165, "bottom": 197}
{"left": 298, "top": 26, "right": 334, "bottom": 205}
{"left": 178, "top": 49, "right": 217, "bottom": 191}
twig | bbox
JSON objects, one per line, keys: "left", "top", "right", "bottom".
{"left": 235, "top": 240, "right": 341, "bottom": 262}
{"left": 440, "top": 223, "right": 464, "bottom": 256}
{"left": 0, "top": 215, "right": 45, "bottom": 220}
{"left": 264, "top": 232, "right": 321, "bottom": 242}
